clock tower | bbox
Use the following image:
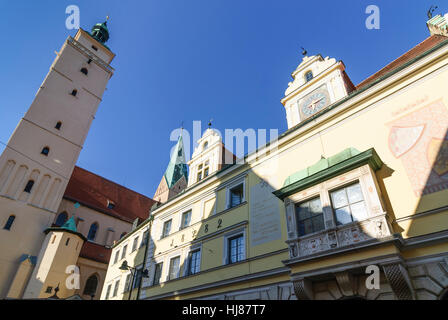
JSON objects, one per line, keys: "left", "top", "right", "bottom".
{"left": 281, "top": 54, "right": 355, "bottom": 129}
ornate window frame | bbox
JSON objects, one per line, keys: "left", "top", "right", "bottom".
{"left": 275, "top": 148, "right": 393, "bottom": 259}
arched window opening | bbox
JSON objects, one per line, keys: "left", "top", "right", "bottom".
{"left": 55, "top": 121, "right": 62, "bottom": 130}
{"left": 83, "top": 274, "right": 99, "bottom": 297}
{"left": 65, "top": 237, "right": 70, "bottom": 246}
{"left": 203, "top": 141, "right": 208, "bottom": 151}
{"left": 41, "top": 147, "right": 50, "bottom": 156}
{"left": 87, "top": 222, "right": 99, "bottom": 241}
{"left": 80, "top": 68, "right": 88, "bottom": 75}
{"left": 3, "top": 215, "right": 15, "bottom": 230}
{"left": 55, "top": 212, "right": 68, "bottom": 227}
{"left": 305, "top": 71, "right": 313, "bottom": 82}
{"left": 71, "top": 89, "right": 78, "bottom": 96}
{"left": 24, "top": 180, "right": 35, "bottom": 193}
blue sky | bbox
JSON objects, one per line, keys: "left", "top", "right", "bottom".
{"left": 0, "top": 0, "right": 445, "bottom": 198}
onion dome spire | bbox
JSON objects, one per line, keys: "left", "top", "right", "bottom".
{"left": 91, "top": 17, "right": 110, "bottom": 44}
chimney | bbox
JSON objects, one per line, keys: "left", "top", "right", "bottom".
{"left": 427, "top": 14, "right": 448, "bottom": 36}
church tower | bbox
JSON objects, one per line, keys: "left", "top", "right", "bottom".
{"left": 153, "top": 135, "right": 189, "bottom": 204}
{"left": 0, "top": 21, "right": 115, "bottom": 298}
{"left": 8, "top": 217, "right": 86, "bottom": 299}
{"left": 281, "top": 53, "right": 355, "bottom": 129}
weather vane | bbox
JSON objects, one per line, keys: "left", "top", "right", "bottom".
{"left": 428, "top": 5, "right": 438, "bottom": 19}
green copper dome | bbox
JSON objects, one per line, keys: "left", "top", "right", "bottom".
{"left": 91, "top": 20, "right": 109, "bottom": 44}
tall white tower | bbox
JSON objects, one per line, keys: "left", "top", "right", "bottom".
{"left": 0, "top": 21, "right": 115, "bottom": 298}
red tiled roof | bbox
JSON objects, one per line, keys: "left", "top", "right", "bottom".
{"left": 64, "top": 166, "right": 155, "bottom": 223}
{"left": 79, "top": 241, "right": 111, "bottom": 264}
{"left": 356, "top": 34, "right": 448, "bottom": 90}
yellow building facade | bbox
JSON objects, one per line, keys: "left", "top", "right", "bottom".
{"left": 102, "top": 15, "right": 448, "bottom": 300}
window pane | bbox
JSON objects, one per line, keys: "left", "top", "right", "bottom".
{"left": 309, "top": 198, "right": 323, "bottom": 215}
{"left": 312, "top": 215, "right": 325, "bottom": 232}
{"left": 297, "top": 203, "right": 311, "bottom": 220}
{"left": 230, "top": 185, "right": 243, "bottom": 207}
{"left": 331, "top": 189, "right": 348, "bottom": 208}
{"left": 298, "top": 221, "right": 306, "bottom": 236}
{"left": 335, "top": 207, "right": 352, "bottom": 225}
{"left": 121, "top": 245, "right": 127, "bottom": 259}
{"left": 189, "top": 250, "right": 201, "bottom": 275}
{"left": 347, "top": 183, "right": 364, "bottom": 203}
{"left": 350, "top": 202, "right": 367, "bottom": 221}
{"left": 169, "top": 257, "right": 180, "bottom": 280}
{"left": 303, "top": 219, "right": 313, "bottom": 235}
{"left": 153, "top": 263, "right": 162, "bottom": 285}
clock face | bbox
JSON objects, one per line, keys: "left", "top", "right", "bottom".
{"left": 299, "top": 86, "right": 330, "bottom": 120}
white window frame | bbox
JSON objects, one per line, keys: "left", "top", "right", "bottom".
{"left": 183, "top": 243, "right": 202, "bottom": 276}
{"left": 167, "top": 255, "right": 181, "bottom": 281}
{"left": 161, "top": 218, "right": 172, "bottom": 239}
{"left": 222, "top": 227, "right": 246, "bottom": 265}
{"left": 150, "top": 260, "right": 164, "bottom": 286}
{"left": 176, "top": 206, "right": 193, "bottom": 230}
{"left": 225, "top": 178, "right": 246, "bottom": 209}
{"left": 179, "top": 209, "right": 192, "bottom": 230}
{"left": 121, "top": 243, "right": 128, "bottom": 260}
{"left": 131, "top": 236, "right": 139, "bottom": 252}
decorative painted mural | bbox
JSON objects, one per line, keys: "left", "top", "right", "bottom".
{"left": 387, "top": 99, "right": 448, "bottom": 196}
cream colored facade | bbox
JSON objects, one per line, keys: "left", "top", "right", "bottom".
{"left": 101, "top": 222, "right": 151, "bottom": 300}
{"left": 0, "top": 25, "right": 118, "bottom": 299}
{"left": 99, "top": 17, "right": 448, "bottom": 300}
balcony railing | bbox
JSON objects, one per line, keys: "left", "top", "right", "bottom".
{"left": 285, "top": 213, "right": 393, "bottom": 260}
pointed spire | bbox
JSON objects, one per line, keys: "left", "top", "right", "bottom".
{"left": 61, "top": 216, "right": 77, "bottom": 232}
{"left": 163, "top": 135, "right": 188, "bottom": 188}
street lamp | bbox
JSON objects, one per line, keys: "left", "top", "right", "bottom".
{"left": 119, "top": 260, "right": 149, "bottom": 300}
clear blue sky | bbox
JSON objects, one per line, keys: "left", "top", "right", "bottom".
{"left": 0, "top": 0, "right": 445, "bottom": 198}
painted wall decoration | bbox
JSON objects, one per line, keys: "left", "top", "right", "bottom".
{"left": 387, "top": 99, "right": 448, "bottom": 196}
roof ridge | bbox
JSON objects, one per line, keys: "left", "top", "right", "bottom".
{"left": 356, "top": 34, "right": 448, "bottom": 89}
{"left": 73, "top": 166, "right": 153, "bottom": 200}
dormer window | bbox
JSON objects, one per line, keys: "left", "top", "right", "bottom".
{"left": 71, "top": 89, "right": 77, "bottom": 96}
{"left": 107, "top": 200, "right": 115, "bottom": 209}
{"left": 87, "top": 59, "right": 92, "bottom": 64}
{"left": 41, "top": 147, "right": 50, "bottom": 156}
{"left": 55, "top": 121, "right": 62, "bottom": 130}
{"left": 305, "top": 71, "right": 313, "bottom": 83}
{"left": 80, "top": 68, "right": 88, "bottom": 75}
{"left": 91, "top": 45, "right": 98, "bottom": 51}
